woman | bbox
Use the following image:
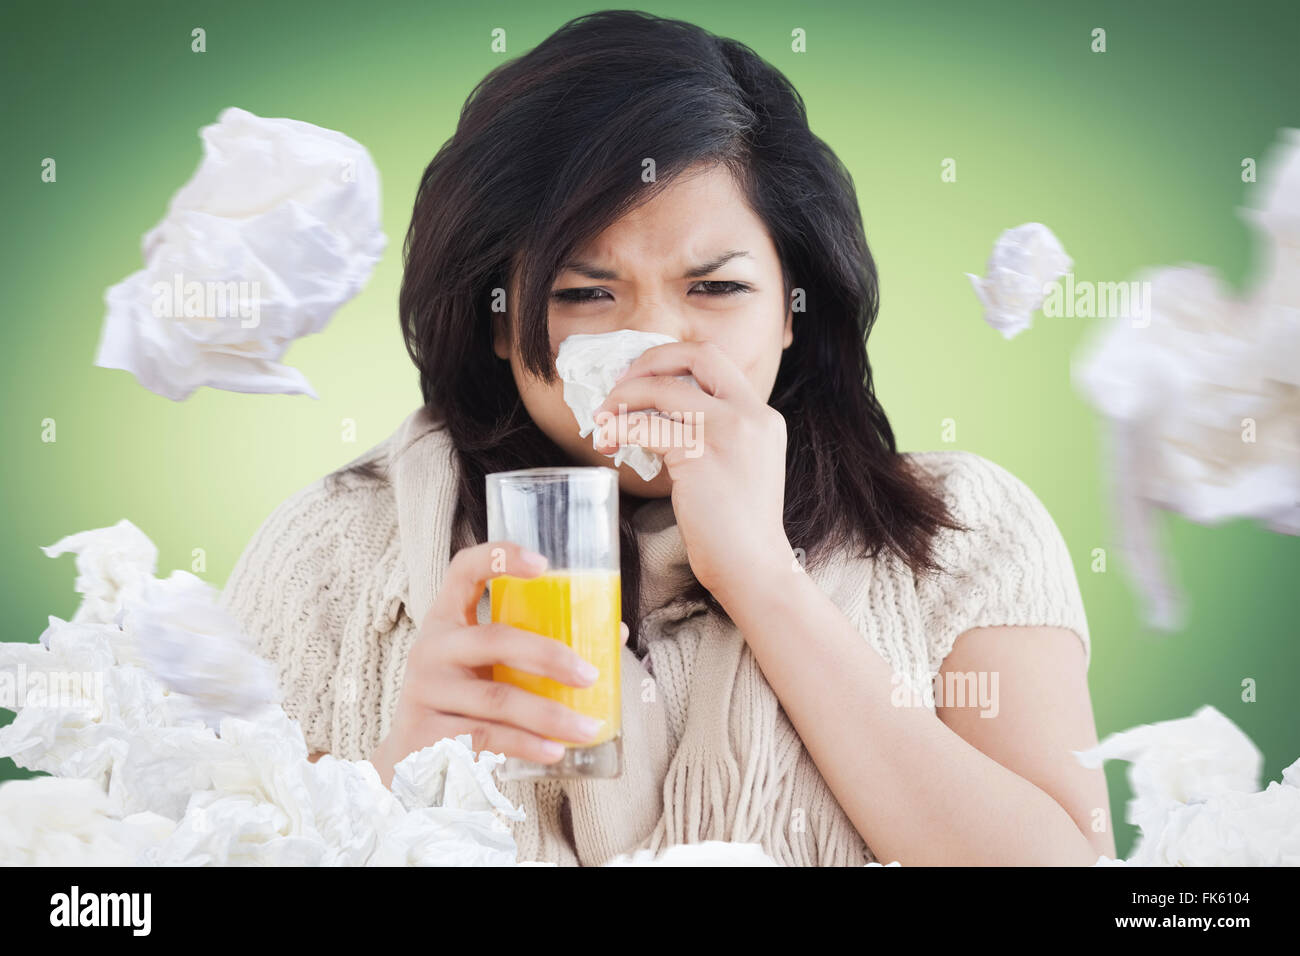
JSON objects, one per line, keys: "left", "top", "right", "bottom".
{"left": 221, "top": 10, "right": 1115, "bottom": 866}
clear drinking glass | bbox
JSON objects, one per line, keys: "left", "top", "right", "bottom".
{"left": 486, "top": 466, "right": 623, "bottom": 780}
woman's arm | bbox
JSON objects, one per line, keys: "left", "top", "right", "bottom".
{"left": 937, "top": 623, "right": 1115, "bottom": 861}
{"left": 713, "top": 564, "right": 1112, "bottom": 866}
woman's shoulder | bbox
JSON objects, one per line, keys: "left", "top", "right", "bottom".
{"left": 217, "top": 407, "right": 452, "bottom": 756}
{"left": 897, "top": 449, "right": 1091, "bottom": 671}
{"left": 222, "top": 406, "right": 456, "bottom": 590}
{"left": 214, "top": 444, "right": 402, "bottom": 752}
{"left": 218, "top": 415, "right": 436, "bottom": 608}
{"left": 900, "top": 449, "right": 1063, "bottom": 537}
{"left": 239, "top": 444, "right": 400, "bottom": 567}
{"left": 902, "top": 447, "right": 1030, "bottom": 494}
{"left": 229, "top": 407, "right": 453, "bottom": 569}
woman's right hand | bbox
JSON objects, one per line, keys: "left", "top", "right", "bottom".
{"left": 370, "top": 540, "right": 627, "bottom": 788}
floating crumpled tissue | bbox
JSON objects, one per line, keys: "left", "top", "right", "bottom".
{"left": 966, "top": 223, "right": 1073, "bottom": 339}
{"left": 0, "top": 522, "right": 526, "bottom": 866}
{"left": 556, "top": 329, "right": 699, "bottom": 481}
{"left": 94, "top": 106, "right": 387, "bottom": 400}
{"left": 1076, "top": 705, "right": 1300, "bottom": 866}
{"left": 127, "top": 570, "right": 281, "bottom": 732}
{"left": 1071, "top": 128, "right": 1300, "bottom": 631}
{"left": 38, "top": 520, "right": 279, "bottom": 725}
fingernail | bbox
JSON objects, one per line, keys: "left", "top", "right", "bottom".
{"left": 541, "top": 740, "right": 565, "bottom": 758}
{"left": 575, "top": 660, "right": 599, "bottom": 683}
{"left": 520, "top": 549, "right": 547, "bottom": 571}
{"left": 574, "top": 716, "right": 602, "bottom": 738}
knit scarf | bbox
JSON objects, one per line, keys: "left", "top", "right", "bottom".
{"left": 388, "top": 405, "right": 876, "bottom": 866}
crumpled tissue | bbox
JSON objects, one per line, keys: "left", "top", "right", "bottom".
{"left": 1071, "top": 128, "right": 1300, "bottom": 630}
{"left": 94, "top": 106, "right": 387, "bottom": 400}
{"left": 0, "top": 776, "right": 176, "bottom": 867}
{"left": 556, "top": 329, "right": 698, "bottom": 481}
{"left": 966, "top": 222, "right": 1073, "bottom": 339}
{"left": 41, "top": 519, "right": 158, "bottom": 630}
{"left": 388, "top": 734, "right": 524, "bottom": 822}
{"left": 1076, "top": 705, "right": 1300, "bottom": 866}
{"left": 0, "top": 521, "right": 525, "bottom": 866}
{"left": 29, "top": 525, "right": 1295, "bottom": 867}
{"left": 7, "top": 519, "right": 805, "bottom": 867}
{"left": 128, "top": 570, "right": 281, "bottom": 732}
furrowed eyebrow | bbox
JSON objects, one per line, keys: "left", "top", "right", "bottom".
{"left": 557, "top": 250, "right": 752, "bottom": 281}
{"left": 683, "top": 250, "right": 752, "bottom": 278}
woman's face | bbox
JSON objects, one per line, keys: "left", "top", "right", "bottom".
{"left": 493, "top": 162, "right": 794, "bottom": 499}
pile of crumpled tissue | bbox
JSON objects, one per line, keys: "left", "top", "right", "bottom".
{"left": 0, "top": 520, "right": 520, "bottom": 865}
{"left": 556, "top": 329, "right": 699, "bottom": 482}
{"left": 94, "top": 106, "right": 387, "bottom": 400}
{"left": 0, "top": 520, "right": 776, "bottom": 866}
{"left": 6, "top": 522, "right": 1294, "bottom": 865}
{"left": 1071, "top": 128, "right": 1300, "bottom": 630}
{"left": 1076, "top": 705, "right": 1300, "bottom": 865}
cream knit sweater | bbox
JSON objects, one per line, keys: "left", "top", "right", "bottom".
{"left": 220, "top": 406, "right": 1090, "bottom": 866}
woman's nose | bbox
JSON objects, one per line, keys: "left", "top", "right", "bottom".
{"left": 625, "top": 300, "right": 693, "bottom": 343}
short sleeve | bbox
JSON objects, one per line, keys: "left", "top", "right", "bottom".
{"left": 911, "top": 451, "right": 1091, "bottom": 676}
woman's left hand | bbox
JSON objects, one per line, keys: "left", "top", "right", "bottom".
{"left": 592, "top": 340, "right": 794, "bottom": 601}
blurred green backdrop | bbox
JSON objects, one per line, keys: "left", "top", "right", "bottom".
{"left": 2, "top": 0, "right": 1297, "bottom": 861}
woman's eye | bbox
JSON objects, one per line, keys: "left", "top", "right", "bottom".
{"left": 690, "top": 281, "right": 751, "bottom": 297}
{"left": 551, "top": 287, "right": 611, "bottom": 303}
{"left": 550, "top": 281, "right": 752, "bottom": 304}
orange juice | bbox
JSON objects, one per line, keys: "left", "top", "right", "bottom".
{"left": 490, "top": 569, "right": 621, "bottom": 746}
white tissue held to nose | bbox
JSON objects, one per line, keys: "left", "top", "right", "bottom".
{"left": 556, "top": 329, "right": 699, "bottom": 481}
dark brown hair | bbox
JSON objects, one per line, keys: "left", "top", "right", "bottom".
{"left": 338, "top": 10, "right": 969, "bottom": 647}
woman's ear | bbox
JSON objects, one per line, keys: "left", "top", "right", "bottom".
{"left": 492, "top": 309, "right": 511, "bottom": 360}
{"left": 782, "top": 305, "right": 794, "bottom": 349}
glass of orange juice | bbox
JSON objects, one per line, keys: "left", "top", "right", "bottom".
{"left": 487, "top": 466, "right": 622, "bottom": 780}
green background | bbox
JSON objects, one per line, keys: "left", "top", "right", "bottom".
{"left": 2, "top": 0, "right": 1297, "bottom": 861}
